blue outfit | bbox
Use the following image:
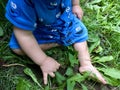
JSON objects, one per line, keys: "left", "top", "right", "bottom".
{"left": 5, "top": 0, "right": 88, "bottom": 49}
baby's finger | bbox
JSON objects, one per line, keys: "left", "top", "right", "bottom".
{"left": 49, "top": 72, "right": 55, "bottom": 77}
{"left": 57, "top": 63, "right": 61, "bottom": 67}
{"left": 73, "top": 13, "right": 82, "bottom": 20}
{"left": 56, "top": 63, "right": 60, "bottom": 70}
{"left": 43, "top": 72, "right": 48, "bottom": 85}
{"left": 78, "top": 15, "right": 82, "bottom": 20}
{"left": 96, "top": 72, "right": 107, "bottom": 84}
{"left": 99, "top": 76, "right": 107, "bottom": 84}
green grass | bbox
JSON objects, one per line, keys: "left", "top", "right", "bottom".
{"left": 0, "top": 0, "right": 120, "bottom": 90}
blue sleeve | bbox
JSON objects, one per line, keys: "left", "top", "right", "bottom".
{"left": 5, "top": 0, "right": 36, "bottom": 31}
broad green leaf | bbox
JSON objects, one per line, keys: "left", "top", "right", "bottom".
{"left": 55, "top": 72, "right": 66, "bottom": 84}
{"left": 93, "top": 56, "right": 114, "bottom": 63}
{"left": 67, "top": 73, "right": 89, "bottom": 84}
{"left": 65, "top": 67, "right": 74, "bottom": 76}
{"left": 89, "top": 40, "right": 100, "bottom": 53}
{"left": 16, "top": 78, "right": 32, "bottom": 90}
{"left": 67, "top": 73, "right": 90, "bottom": 90}
{"left": 88, "top": 34, "right": 100, "bottom": 53}
{"left": 88, "top": 33, "right": 100, "bottom": 43}
{"left": 95, "top": 46, "right": 103, "bottom": 53}
{"left": 81, "top": 84, "right": 88, "bottom": 90}
{"left": 67, "top": 81, "right": 75, "bottom": 90}
{"left": 45, "top": 86, "right": 49, "bottom": 90}
{"left": 90, "top": 0, "right": 101, "bottom": 4}
{"left": 24, "top": 68, "right": 43, "bottom": 89}
{"left": 67, "top": 74, "right": 82, "bottom": 90}
{"left": 98, "top": 68, "right": 120, "bottom": 79}
{"left": 69, "top": 53, "right": 78, "bottom": 67}
{"left": 104, "top": 75, "right": 120, "bottom": 86}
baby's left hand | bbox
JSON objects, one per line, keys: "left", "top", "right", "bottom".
{"left": 79, "top": 65, "right": 107, "bottom": 84}
{"left": 72, "top": 5, "right": 83, "bottom": 20}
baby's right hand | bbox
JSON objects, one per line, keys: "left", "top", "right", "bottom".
{"left": 40, "top": 56, "right": 60, "bottom": 85}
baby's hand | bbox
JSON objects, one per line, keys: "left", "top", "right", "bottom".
{"left": 79, "top": 64, "right": 107, "bottom": 84}
{"left": 72, "top": 5, "right": 83, "bottom": 20}
{"left": 40, "top": 56, "right": 60, "bottom": 85}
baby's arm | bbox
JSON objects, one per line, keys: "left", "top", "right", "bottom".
{"left": 72, "top": 0, "right": 79, "bottom": 6}
{"left": 13, "top": 27, "right": 47, "bottom": 64}
{"left": 74, "top": 42, "right": 107, "bottom": 84}
{"left": 72, "top": 0, "right": 107, "bottom": 84}
{"left": 13, "top": 27, "right": 60, "bottom": 84}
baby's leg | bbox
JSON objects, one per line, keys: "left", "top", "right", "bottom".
{"left": 12, "top": 43, "right": 59, "bottom": 55}
{"left": 73, "top": 41, "right": 107, "bottom": 84}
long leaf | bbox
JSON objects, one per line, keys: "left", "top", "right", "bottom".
{"left": 98, "top": 68, "right": 120, "bottom": 79}
{"left": 69, "top": 53, "right": 78, "bottom": 67}
{"left": 93, "top": 56, "right": 114, "bottom": 63}
{"left": 24, "top": 68, "right": 43, "bottom": 89}
{"left": 55, "top": 72, "right": 66, "bottom": 84}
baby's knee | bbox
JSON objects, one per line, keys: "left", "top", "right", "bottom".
{"left": 12, "top": 49, "right": 25, "bottom": 55}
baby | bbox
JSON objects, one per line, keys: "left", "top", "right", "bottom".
{"left": 5, "top": 0, "right": 106, "bottom": 84}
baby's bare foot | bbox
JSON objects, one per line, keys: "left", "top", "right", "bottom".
{"left": 79, "top": 65, "right": 107, "bottom": 84}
